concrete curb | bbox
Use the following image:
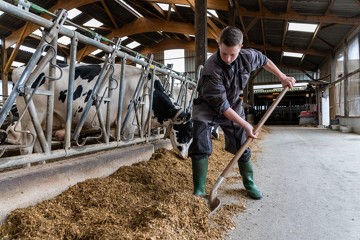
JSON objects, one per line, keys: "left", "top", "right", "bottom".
{"left": 0, "top": 139, "right": 172, "bottom": 223}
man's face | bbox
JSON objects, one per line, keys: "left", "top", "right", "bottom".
{"left": 219, "top": 43, "right": 242, "bottom": 65}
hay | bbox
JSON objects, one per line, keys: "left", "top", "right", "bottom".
{"left": 0, "top": 130, "right": 267, "bottom": 239}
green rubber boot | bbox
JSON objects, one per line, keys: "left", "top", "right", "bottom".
{"left": 238, "top": 160, "right": 262, "bottom": 200}
{"left": 192, "top": 157, "right": 208, "bottom": 196}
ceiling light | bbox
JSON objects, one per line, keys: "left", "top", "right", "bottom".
{"left": 91, "top": 49, "right": 102, "bottom": 55}
{"left": 58, "top": 36, "right": 71, "bottom": 45}
{"left": 32, "top": 29, "right": 42, "bottom": 37}
{"left": 83, "top": 18, "right": 103, "bottom": 28}
{"left": 19, "top": 45, "right": 36, "bottom": 53}
{"left": 10, "top": 44, "right": 36, "bottom": 53}
{"left": 56, "top": 55, "right": 65, "bottom": 61}
{"left": 288, "top": 22, "right": 318, "bottom": 33}
{"left": 64, "top": 25, "right": 77, "bottom": 31}
{"left": 207, "top": 9, "right": 218, "bottom": 18}
{"left": 126, "top": 41, "right": 140, "bottom": 49}
{"left": 283, "top": 51, "right": 303, "bottom": 58}
{"left": 157, "top": 3, "right": 174, "bottom": 12}
{"left": 175, "top": 4, "right": 190, "bottom": 8}
{"left": 67, "top": 8, "right": 82, "bottom": 19}
{"left": 41, "top": 52, "right": 65, "bottom": 61}
{"left": 12, "top": 61, "right": 25, "bottom": 67}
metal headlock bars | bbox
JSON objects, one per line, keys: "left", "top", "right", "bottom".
{"left": 0, "top": 0, "right": 197, "bottom": 170}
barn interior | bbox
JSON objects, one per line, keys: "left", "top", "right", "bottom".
{"left": 0, "top": 0, "right": 359, "bottom": 127}
{"left": 0, "top": 1, "right": 359, "bottom": 237}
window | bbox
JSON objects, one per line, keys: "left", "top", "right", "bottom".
{"left": 335, "top": 51, "right": 345, "bottom": 116}
{"left": 347, "top": 37, "right": 360, "bottom": 116}
{"left": 164, "top": 49, "right": 185, "bottom": 73}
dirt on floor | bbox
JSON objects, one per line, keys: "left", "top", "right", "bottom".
{"left": 0, "top": 129, "right": 268, "bottom": 239}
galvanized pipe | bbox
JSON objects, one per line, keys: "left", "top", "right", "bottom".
{"left": 0, "top": 1, "right": 196, "bottom": 84}
{"left": 0, "top": 135, "right": 164, "bottom": 170}
{"left": 0, "top": 1, "right": 196, "bottom": 169}
{"left": 65, "top": 33, "right": 79, "bottom": 150}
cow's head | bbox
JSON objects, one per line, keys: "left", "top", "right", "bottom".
{"left": 152, "top": 80, "right": 193, "bottom": 159}
{"left": 169, "top": 114, "right": 192, "bottom": 159}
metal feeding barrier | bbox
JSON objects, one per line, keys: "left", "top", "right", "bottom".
{"left": 0, "top": 0, "right": 197, "bottom": 170}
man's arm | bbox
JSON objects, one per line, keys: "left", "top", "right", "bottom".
{"left": 223, "top": 107, "right": 258, "bottom": 139}
{"left": 262, "top": 59, "right": 296, "bottom": 88}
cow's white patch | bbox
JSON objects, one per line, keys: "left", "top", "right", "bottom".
{"left": 170, "top": 127, "right": 192, "bottom": 159}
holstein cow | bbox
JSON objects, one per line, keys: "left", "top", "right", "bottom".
{"left": 153, "top": 80, "right": 193, "bottom": 156}
{"left": 10, "top": 63, "right": 192, "bottom": 158}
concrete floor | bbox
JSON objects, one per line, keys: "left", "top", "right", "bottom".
{"left": 225, "top": 126, "right": 360, "bottom": 240}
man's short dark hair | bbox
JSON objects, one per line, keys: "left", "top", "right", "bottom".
{"left": 219, "top": 26, "right": 243, "bottom": 46}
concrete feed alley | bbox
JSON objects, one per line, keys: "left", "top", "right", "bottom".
{"left": 226, "top": 126, "right": 360, "bottom": 240}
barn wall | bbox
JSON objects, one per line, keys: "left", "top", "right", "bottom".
{"left": 185, "top": 49, "right": 196, "bottom": 80}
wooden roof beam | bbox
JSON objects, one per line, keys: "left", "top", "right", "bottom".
{"left": 147, "top": 0, "right": 228, "bottom": 11}
{"left": 76, "top": 18, "right": 200, "bottom": 60}
{"left": 4, "top": 0, "right": 100, "bottom": 48}
{"left": 140, "top": 38, "right": 217, "bottom": 54}
{"left": 237, "top": 5, "right": 360, "bottom": 25}
{"left": 100, "top": 0, "right": 119, "bottom": 28}
{"left": 246, "top": 42, "right": 331, "bottom": 57}
{"left": 146, "top": 1, "right": 167, "bottom": 19}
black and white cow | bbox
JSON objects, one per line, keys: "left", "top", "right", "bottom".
{"left": 152, "top": 80, "right": 193, "bottom": 155}
{"left": 10, "top": 63, "right": 192, "bottom": 158}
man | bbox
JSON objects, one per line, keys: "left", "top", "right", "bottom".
{"left": 189, "top": 26, "right": 296, "bottom": 200}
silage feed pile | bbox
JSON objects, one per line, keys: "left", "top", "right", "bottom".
{"left": 0, "top": 130, "right": 267, "bottom": 239}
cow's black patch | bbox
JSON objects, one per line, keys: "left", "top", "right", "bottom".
{"left": 57, "top": 62, "right": 68, "bottom": 68}
{"left": 73, "top": 106, "right": 83, "bottom": 117}
{"left": 75, "top": 65, "right": 101, "bottom": 82}
{"left": 58, "top": 90, "right": 67, "bottom": 103}
{"left": 73, "top": 85, "right": 83, "bottom": 100}
{"left": 31, "top": 73, "right": 46, "bottom": 89}
{"left": 84, "top": 90, "right": 92, "bottom": 103}
{"left": 173, "top": 119, "right": 193, "bottom": 143}
{"left": 152, "top": 80, "right": 180, "bottom": 124}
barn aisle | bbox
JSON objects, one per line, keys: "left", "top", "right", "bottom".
{"left": 225, "top": 126, "right": 360, "bottom": 240}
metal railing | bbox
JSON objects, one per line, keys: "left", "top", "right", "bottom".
{"left": 0, "top": 0, "right": 197, "bottom": 170}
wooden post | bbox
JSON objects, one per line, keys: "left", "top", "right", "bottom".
{"left": 195, "top": 0, "right": 207, "bottom": 73}
{"left": 1, "top": 38, "right": 8, "bottom": 96}
{"left": 228, "top": 0, "right": 236, "bottom": 26}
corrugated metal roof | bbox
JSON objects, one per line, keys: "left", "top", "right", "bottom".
{"left": 0, "top": 0, "right": 359, "bottom": 73}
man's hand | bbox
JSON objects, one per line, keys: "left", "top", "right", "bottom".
{"left": 281, "top": 76, "right": 296, "bottom": 89}
{"left": 244, "top": 121, "right": 258, "bottom": 139}
{"left": 223, "top": 108, "right": 259, "bottom": 139}
{"left": 262, "top": 60, "right": 296, "bottom": 89}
